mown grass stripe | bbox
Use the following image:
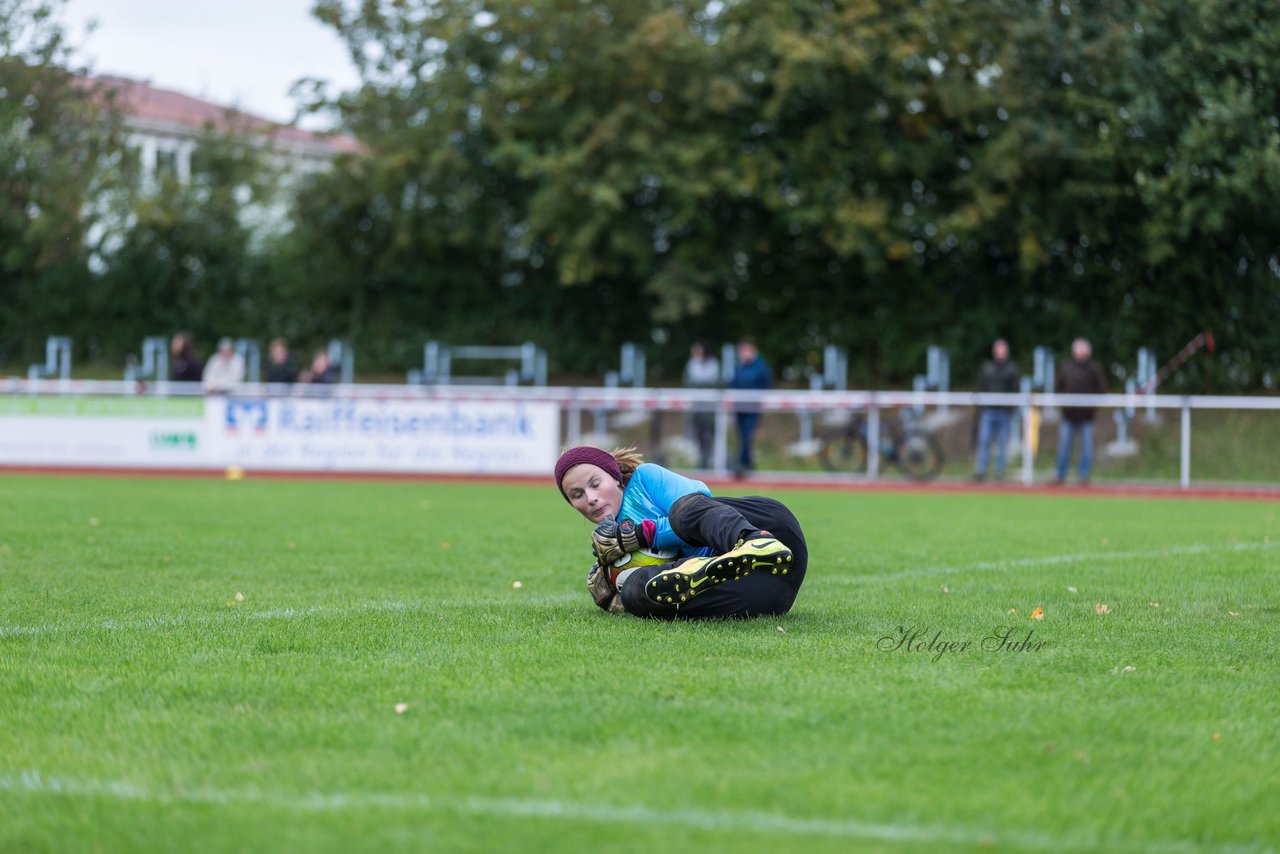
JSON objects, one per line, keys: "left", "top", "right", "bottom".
{"left": 0, "top": 595, "right": 581, "bottom": 639}
{"left": 0, "top": 771, "right": 1259, "bottom": 853}
{"left": 3, "top": 541, "right": 1270, "bottom": 638}
{"left": 833, "top": 540, "right": 1279, "bottom": 584}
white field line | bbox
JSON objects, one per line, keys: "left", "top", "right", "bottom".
{"left": 0, "top": 771, "right": 1260, "bottom": 853}
{"left": 831, "top": 540, "right": 1279, "bottom": 585}
{"left": 0, "top": 594, "right": 579, "bottom": 639}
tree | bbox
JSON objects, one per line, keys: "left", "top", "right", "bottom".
{"left": 87, "top": 127, "right": 283, "bottom": 359}
{"left": 0, "top": 0, "right": 119, "bottom": 365}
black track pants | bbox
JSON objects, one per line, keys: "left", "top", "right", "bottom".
{"left": 618, "top": 493, "right": 808, "bottom": 620}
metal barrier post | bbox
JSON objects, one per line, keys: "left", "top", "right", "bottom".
{"left": 866, "top": 402, "right": 880, "bottom": 480}
{"left": 1138, "top": 347, "right": 1158, "bottom": 422}
{"left": 28, "top": 336, "right": 73, "bottom": 390}
{"left": 1180, "top": 399, "right": 1191, "bottom": 489}
{"left": 568, "top": 399, "right": 582, "bottom": 446}
{"left": 926, "top": 345, "right": 950, "bottom": 414}
{"left": 235, "top": 339, "right": 261, "bottom": 384}
{"left": 328, "top": 340, "right": 354, "bottom": 385}
{"left": 713, "top": 394, "right": 730, "bottom": 474}
{"left": 1022, "top": 388, "right": 1035, "bottom": 485}
{"left": 720, "top": 343, "right": 736, "bottom": 384}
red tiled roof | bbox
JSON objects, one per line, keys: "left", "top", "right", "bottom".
{"left": 88, "top": 74, "right": 362, "bottom": 156}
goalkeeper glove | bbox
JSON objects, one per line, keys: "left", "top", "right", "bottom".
{"left": 591, "top": 517, "right": 648, "bottom": 565}
{"left": 587, "top": 563, "right": 627, "bottom": 615}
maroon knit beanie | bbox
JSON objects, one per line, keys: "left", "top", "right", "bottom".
{"left": 554, "top": 446, "right": 623, "bottom": 501}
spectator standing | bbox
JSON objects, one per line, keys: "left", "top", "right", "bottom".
{"left": 300, "top": 348, "right": 339, "bottom": 384}
{"left": 170, "top": 332, "right": 202, "bottom": 383}
{"left": 265, "top": 338, "right": 297, "bottom": 385}
{"left": 974, "top": 338, "right": 1021, "bottom": 481}
{"left": 1054, "top": 338, "right": 1106, "bottom": 484}
{"left": 728, "top": 338, "right": 771, "bottom": 476}
{"left": 202, "top": 337, "right": 246, "bottom": 394}
{"left": 683, "top": 342, "right": 720, "bottom": 470}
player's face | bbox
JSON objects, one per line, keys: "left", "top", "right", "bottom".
{"left": 561, "top": 464, "right": 624, "bottom": 523}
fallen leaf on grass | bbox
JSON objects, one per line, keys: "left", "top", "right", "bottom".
{"left": 1110, "top": 665, "right": 1137, "bottom": 674}
{"left": 226, "top": 600, "right": 236, "bottom": 607}
{"left": 234, "top": 592, "right": 245, "bottom": 602}
{"left": 1212, "top": 732, "right": 1222, "bottom": 742}
{"left": 940, "top": 584, "right": 949, "bottom": 594}
{"left": 1227, "top": 611, "right": 1240, "bottom": 617}
{"left": 776, "top": 626, "right": 786, "bottom": 634}
{"left": 440, "top": 542, "right": 450, "bottom": 550}
{"left": 1066, "top": 585, "right": 1078, "bottom": 594}
{"left": 394, "top": 703, "right": 408, "bottom": 715}
{"left": 1008, "top": 608, "right": 1018, "bottom": 615}
{"left": 1148, "top": 602, "right": 1160, "bottom": 608}
{"left": 1095, "top": 603, "right": 1111, "bottom": 615}
{"left": 1030, "top": 607, "right": 1045, "bottom": 620}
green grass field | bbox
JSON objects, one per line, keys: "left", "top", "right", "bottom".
{"left": 1, "top": 474, "right": 1277, "bottom": 852}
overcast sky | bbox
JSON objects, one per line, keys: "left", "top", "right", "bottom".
{"left": 57, "top": 0, "right": 362, "bottom": 129}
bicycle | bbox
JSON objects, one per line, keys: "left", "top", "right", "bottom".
{"left": 817, "top": 407, "right": 944, "bottom": 480}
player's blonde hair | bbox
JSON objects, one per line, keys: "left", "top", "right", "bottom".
{"left": 610, "top": 446, "right": 644, "bottom": 485}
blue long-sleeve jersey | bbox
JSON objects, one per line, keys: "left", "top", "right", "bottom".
{"left": 617, "top": 463, "right": 716, "bottom": 558}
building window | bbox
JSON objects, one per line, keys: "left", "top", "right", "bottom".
{"left": 155, "top": 148, "right": 178, "bottom": 179}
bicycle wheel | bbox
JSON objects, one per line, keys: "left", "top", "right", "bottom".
{"left": 818, "top": 430, "right": 869, "bottom": 473}
{"left": 897, "top": 431, "right": 944, "bottom": 480}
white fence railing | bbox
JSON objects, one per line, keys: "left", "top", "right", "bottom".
{"left": 3, "top": 378, "right": 1279, "bottom": 487}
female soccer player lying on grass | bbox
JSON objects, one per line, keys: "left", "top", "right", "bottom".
{"left": 554, "top": 445, "right": 808, "bottom": 619}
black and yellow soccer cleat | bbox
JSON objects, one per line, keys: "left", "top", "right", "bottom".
{"left": 644, "top": 535, "right": 793, "bottom": 607}
{"left": 724, "top": 534, "right": 794, "bottom": 577}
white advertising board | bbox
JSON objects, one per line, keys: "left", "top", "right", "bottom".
{"left": 0, "top": 397, "right": 560, "bottom": 475}
{"left": 202, "top": 397, "right": 560, "bottom": 474}
{"left": 0, "top": 415, "right": 204, "bottom": 468}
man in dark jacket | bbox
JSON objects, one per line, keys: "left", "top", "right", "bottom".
{"left": 728, "top": 338, "right": 771, "bottom": 476}
{"left": 1054, "top": 338, "right": 1107, "bottom": 484}
{"left": 265, "top": 338, "right": 297, "bottom": 385}
{"left": 974, "top": 338, "right": 1021, "bottom": 480}
{"left": 169, "top": 332, "right": 202, "bottom": 383}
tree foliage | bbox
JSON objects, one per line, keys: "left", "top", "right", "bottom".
{"left": 294, "top": 0, "right": 1278, "bottom": 387}
{"left": 0, "top": 0, "right": 118, "bottom": 362}
{"left": 85, "top": 130, "right": 283, "bottom": 360}
{"left": 1, "top": 0, "right": 1277, "bottom": 388}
